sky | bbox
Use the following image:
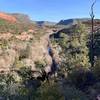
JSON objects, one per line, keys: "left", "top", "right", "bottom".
{"left": 0, "top": 0, "right": 100, "bottom": 22}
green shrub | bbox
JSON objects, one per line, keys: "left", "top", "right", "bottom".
{"left": 63, "top": 86, "right": 89, "bottom": 100}
{"left": 35, "top": 82, "right": 64, "bottom": 100}
{"left": 13, "top": 59, "right": 25, "bottom": 68}
{"left": 92, "top": 58, "right": 100, "bottom": 80}
{"left": 19, "top": 45, "right": 30, "bottom": 60}
{"left": 35, "top": 60, "right": 47, "bottom": 69}
{"left": 68, "top": 67, "right": 95, "bottom": 91}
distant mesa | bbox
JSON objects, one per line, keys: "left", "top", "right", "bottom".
{"left": 57, "top": 18, "right": 100, "bottom": 26}
{"left": 57, "top": 19, "right": 78, "bottom": 26}
{"left": 36, "top": 21, "right": 56, "bottom": 26}
{"left": 0, "top": 12, "right": 17, "bottom": 23}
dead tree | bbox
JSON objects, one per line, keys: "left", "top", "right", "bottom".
{"left": 90, "top": 0, "right": 96, "bottom": 67}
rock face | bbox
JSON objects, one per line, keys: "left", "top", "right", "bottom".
{"left": 0, "top": 12, "right": 17, "bottom": 23}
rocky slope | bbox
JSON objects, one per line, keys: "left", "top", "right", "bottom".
{"left": 0, "top": 13, "right": 100, "bottom": 74}
{"left": 0, "top": 12, "right": 57, "bottom": 73}
{"left": 0, "top": 29, "right": 54, "bottom": 73}
{"left": 11, "top": 13, "right": 34, "bottom": 24}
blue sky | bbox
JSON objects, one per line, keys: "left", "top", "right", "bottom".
{"left": 0, "top": 0, "right": 100, "bottom": 22}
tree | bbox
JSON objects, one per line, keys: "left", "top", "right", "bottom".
{"left": 90, "top": 0, "right": 97, "bottom": 67}
{"left": 51, "top": 24, "right": 90, "bottom": 74}
{"left": 35, "top": 82, "right": 64, "bottom": 100}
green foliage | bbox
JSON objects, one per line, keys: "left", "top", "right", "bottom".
{"left": 0, "top": 19, "right": 35, "bottom": 34}
{"left": 63, "top": 86, "right": 89, "bottom": 100}
{"left": 92, "top": 58, "right": 100, "bottom": 80}
{"left": 0, "top": 40, "right": 9, "bottom": 50}
{"left": 35, "top": 82, "right": 64, "bottom": 100}
{"left": 51, "top": 24, "right": 90, "bottom": 73}
{"left": 35, "top": 60, "right": 47, "bottom": 69}
{"left": 0, "top": 73, "right": 19, "bottom": 99}
{"left": 92, "top": 30, "right": 100, "bottom": 58}
{"left": 19, "top": 45, "right": 30, "bottom": 60}
{"left": 13, "top": 58, "right": 25, "bottom": 68}
{"left": 49, "top": 24, "right": 99, "bottom": 99}
{"left": 18, "top": 67, "right": 32, "bottom": 81}
{"left": 68, "top": 67, "right": 88, "bottom": 88}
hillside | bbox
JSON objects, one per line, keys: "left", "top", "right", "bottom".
{"left": 0, "top": 12, "right": 17, "bottom": 23}
{"left": 0, "top": 12, "right": 100, "bottom": 100}
{"left": 11, "top": 13, "right": 34, "bottom": 24}
{"left": 0, "top": 12, "right": 54, "bottom": 72}
{"left": 0, "top": 12, "right": 38, "bottom": 34}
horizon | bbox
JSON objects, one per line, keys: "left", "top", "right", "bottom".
{"left": 0, "top": 0, "right": 100, "bottom": 22}
{"left": 0, "top": 11, "right": 95, "bottom": 23}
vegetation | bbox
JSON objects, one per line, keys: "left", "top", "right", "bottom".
{"left": 51, "top": 24, "right": 90, "bottom": 74}
{"left": 0, "top": 12, "right": 100, "bottom": 100}
{"left": 49, "top": 23, "right": 100, "bottom": 100}
{"left": 35, "top": 82, "right": 64, "bottom": 100}
{"left": 0, "top": 19, "right": 35, "bottom": 34}
{"left": 35, "top": 60, "right": 47, "bottom": 69}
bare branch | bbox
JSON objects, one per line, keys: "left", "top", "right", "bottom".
{"left": 90, "top": 0, "right": 96, "bottom": 18}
